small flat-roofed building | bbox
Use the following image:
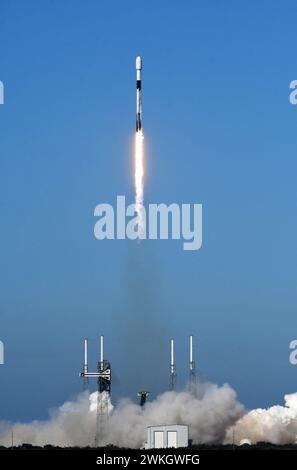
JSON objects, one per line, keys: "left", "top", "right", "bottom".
{"left": 145, "top": 425, "right": 188, "bottom": 449}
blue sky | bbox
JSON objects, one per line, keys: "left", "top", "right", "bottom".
{"left": 1, "top": 0, "right": 297, "bottom": 421}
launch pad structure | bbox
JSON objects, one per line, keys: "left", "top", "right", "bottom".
{"left": 79, "top": 333, "right": 196, "bottom": 445}
{"left": 138, "top": 391, "right": 150, "bottom": 407}
{"left": 79, "top": 335, "right": 111, "bottom": 446}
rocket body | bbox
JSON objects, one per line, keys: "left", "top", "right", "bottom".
{"left": 136, "top": 56, "right": 142, "bottom": 131}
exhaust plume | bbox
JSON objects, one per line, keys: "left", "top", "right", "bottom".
{"left": 2, "top": 385, "right": 297, "bottom": 447}
{"left": 134, "top": 130, "right": 145, "bottom": 237}
{"left": 225, "top": 392, "right": 297, "bottom": 445}
{"left": 0, "top": 382, "right": 243, "bottom": 448}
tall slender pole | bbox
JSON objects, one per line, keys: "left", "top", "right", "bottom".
{"left": 84, "top": 338, "right": 88, "bottom": 374}
{"left": 100, "top": 335, "right": 104, "bottom": 371}
{"left": 96, "top": 334, "right": 110, "bottom": 447}
{"left": 83, "top": 338, "right": 89, "bottom": 391}
{"left": 169, "top": 338, "right": 177, "bottom": 390}
{"left": 170, "top": 338, "right": 174, "bottom": 374}
{"left": 189, "top": 334, "right": 196, "bottom": 392}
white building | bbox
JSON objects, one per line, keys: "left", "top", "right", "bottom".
{"left": 145, "top": 425, "right": 188, "bottom": 449}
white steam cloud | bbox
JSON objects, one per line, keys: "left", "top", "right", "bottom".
{"left": 99, "top": 383, "right": 243, "bottom": 448}
{"left": 1, "top": 384, "right": 297, "bottom": 447}
{"left": 0, "top": 382, "right": 243, "bottom": 448}
{"left": 225, "top": 392, "right": 297, "bottom": 445}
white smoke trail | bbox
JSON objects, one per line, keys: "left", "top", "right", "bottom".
{"left": 0, "top": 383, "right": 243, "bottom": 448}
{"left": 134, "top": 130, "right": 145, "bottom": 238}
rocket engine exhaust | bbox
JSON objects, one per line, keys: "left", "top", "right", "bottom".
{"left": 134, "top": 56, "right": 145, "bottom": 237}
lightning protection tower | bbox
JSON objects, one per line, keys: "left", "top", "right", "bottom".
{"left": 189, "top": 334, "right": 196, "bottom": 392}
{"left": 169, "top": 338, "right": 177, "bottom": 390}
{"left": 79, "top": 335, "right": 111, "bottom": 447}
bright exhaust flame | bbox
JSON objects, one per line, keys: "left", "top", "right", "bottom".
{"left": 134, "top": 130, "right": 144, "bottom": 237}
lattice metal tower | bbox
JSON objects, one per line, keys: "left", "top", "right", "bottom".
{"left": 80, "top": 335, "right": 111, "bottom": 447}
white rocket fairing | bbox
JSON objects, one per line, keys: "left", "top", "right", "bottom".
{"left": 136, "top": 56, "right": 142, "bottom": 131}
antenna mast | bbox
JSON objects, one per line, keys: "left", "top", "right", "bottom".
{"left": 169, "top": 338, "right": 177, "bottom": 390}
{"left": 79, "top": 335, "right": 111, "bottom": 446}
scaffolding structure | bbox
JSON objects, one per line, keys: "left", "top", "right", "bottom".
{"left": 80, "top": 335, "right": 111, "bottom": 446}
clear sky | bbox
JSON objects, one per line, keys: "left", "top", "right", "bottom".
{"left": 1, "top": 0, "right": 297, "bottom": 421}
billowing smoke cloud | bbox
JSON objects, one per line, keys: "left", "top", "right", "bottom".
{"left": 100, "top": 382, "right": 244, "bottom": 448}
{"left": 2, "top": 384, "right": 297, "bottom": 447}
{"left": 0, "top": 392, "right": 96, "bottom": 447}
{"left": 0, "top": 382, "right": 243, "bottom": 448}
{"left": 225, "top": 392, "right": 297, "bottom": 445}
